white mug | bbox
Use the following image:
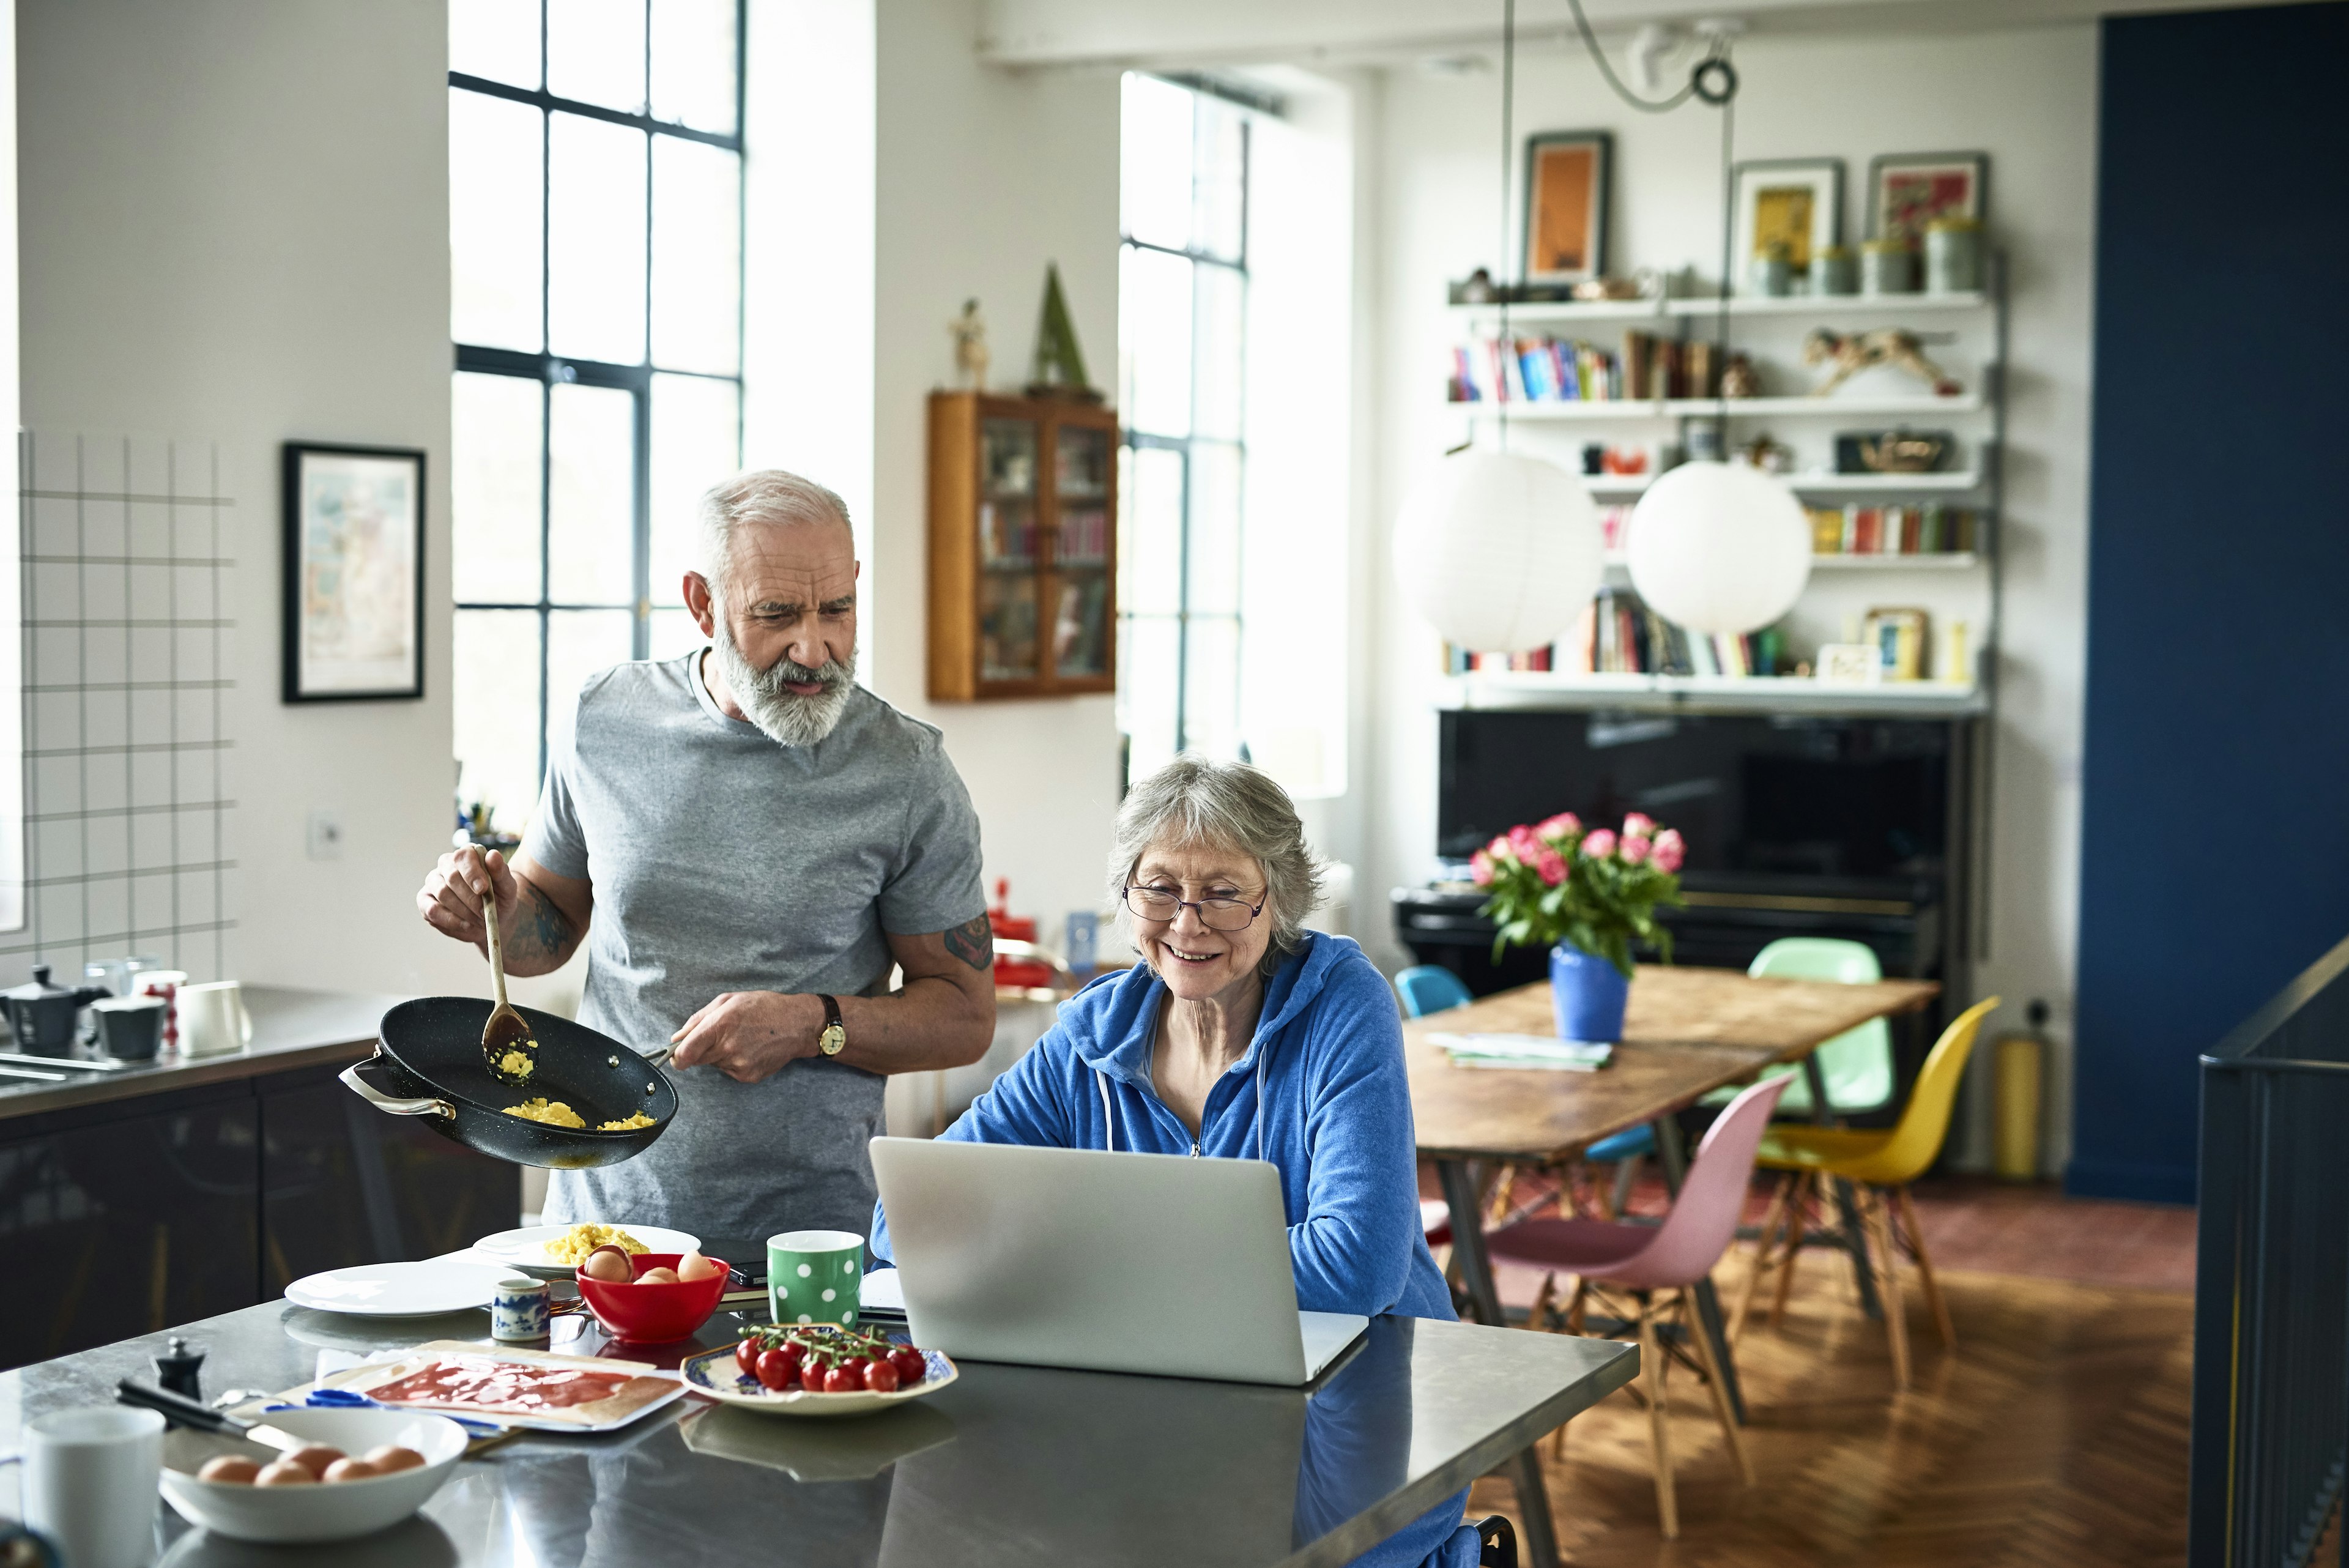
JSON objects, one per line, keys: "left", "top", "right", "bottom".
{"left": 23, "top": 1405, "right": 164, "bottom": 1568}
{"left": 176, "top": 980, "right": 251, "bottom": 1056}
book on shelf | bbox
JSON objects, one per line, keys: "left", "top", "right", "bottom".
{"left": 1804, "top": 503, "right": 1976, "bottom": 557}
{"left": 1447, "top": 331, "right": 1724, "bottom": 404}
{"left": 1054, "top": 506, "right": 1108, "bottom": 565}
{"left": 1442, "top": 588, "right": 1784, "bottom": 681}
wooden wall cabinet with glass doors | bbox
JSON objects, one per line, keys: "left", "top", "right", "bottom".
{"left": 927, "top": 392, "right": 1119, "bottom": 700}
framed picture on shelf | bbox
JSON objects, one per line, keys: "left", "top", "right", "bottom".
{"left": 1521, "top": 130, "right": 1612, "bottom": 286}
{"left": 1862, "top": 606, "right": 1932, "bottom": 681}
{"left": 281, "top": 441, "right": 425, "bottom": 703}
{"left": 1866, "top": 152, "right": 1989, "bottom": 248}
{"left": 1730, "top": 158, "right": 1842, "bottom": 292}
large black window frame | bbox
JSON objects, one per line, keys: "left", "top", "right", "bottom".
{"left": 1119, "top": 82, "right": 1250, "bottom": 768}
{"left": 449, "top": 6, "right": 747, "bottom": 790}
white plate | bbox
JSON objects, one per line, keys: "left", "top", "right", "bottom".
{"left": 471, "top": 1222, "right": 702, "bottom": 1279}
{"left": 159, "top": 1406, "right": 468, "bottom": 1544}
{"left": 680, "top": 1343, "right": 957, "bottom": 1418}
{"left": 283, "top": 1260, "right": 513, "bottom": 1318}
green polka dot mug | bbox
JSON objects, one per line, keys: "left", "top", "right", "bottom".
{"left": 766, "top": 1228, "right": 864, "bottom": 1328}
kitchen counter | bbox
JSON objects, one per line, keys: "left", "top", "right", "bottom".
{"left": 0, "top": 986, "right": 404, "bottom": 1122}
{"left": 4, "top": 1296, "right": 1636, "bottom": 1567}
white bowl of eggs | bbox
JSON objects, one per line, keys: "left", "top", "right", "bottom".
{"left": 159, "top": 1406, "right": 469, "bottom": 1544}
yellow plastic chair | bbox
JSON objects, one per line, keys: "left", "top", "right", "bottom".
{"left": 1731, "top": 995, "right": 2001, "bottom": 1392}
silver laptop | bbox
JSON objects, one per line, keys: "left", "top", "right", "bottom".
{"left": 868, "top": 1137, "right": 1367, "bottom": 1386}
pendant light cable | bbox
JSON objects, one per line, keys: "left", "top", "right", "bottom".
{"left": 1715, "top": 84, "right": 1735, "bottom": 437}
{"left": 1497, "top": 0, "right": 1516, "bottom": 451}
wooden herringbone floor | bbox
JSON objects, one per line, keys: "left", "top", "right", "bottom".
{"left": 1469, "top": 1263, "right": 2193, "bottom": 1566}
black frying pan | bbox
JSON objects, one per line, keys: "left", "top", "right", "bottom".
{"left": 340, "top": 997, "right": 678, "bottom": 1169}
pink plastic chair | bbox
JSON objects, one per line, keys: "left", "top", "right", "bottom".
{"left": 1483, "top": 1075, "right": 1790, "bottom": 1539}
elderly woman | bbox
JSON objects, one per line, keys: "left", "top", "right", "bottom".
{"left": 872, "top": 756, "right": 1472, "bottom": 1568}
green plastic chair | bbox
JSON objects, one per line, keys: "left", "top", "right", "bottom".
{"left": 1700, "top": 937, "right": 1895, "bottom": 1118}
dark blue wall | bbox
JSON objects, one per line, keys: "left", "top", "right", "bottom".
{"left": 2073, "top": 2, "right": 2349, "bottom": 1203}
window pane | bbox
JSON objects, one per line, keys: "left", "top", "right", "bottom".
{"left": 648, "top": 607, "right": 707, "bottom": 661}
{"left": 547, "top": 0, "right": 645, "bottom": 113}
{"left": 1193, "top": 262, "right": 1245, "bottom": 441}
{"left": 649, "top": 373, "right": 740, "bottom": 606}
{"left": 1187, "top": 442, "right": 1241, "bottom": 616}
{"left": 548, "top": 113, "right": 648, "bottom": 365}
{"left": 1182, "top": 616, "right": 1242, "bottom": 759}
{"left": 1121, "top": 74, "right": 1192, "bottom": 251}
{"left": 1119, "top": 445, "right": 1182, "bottom": 617}
{"left": 454, "top": 609, "right": 543, "bottom": 833}
{"left": 547, "top": 382, "right": 636, "bottom": 603}
{"left": 1193, "top": 100, "right": 1247, "bottom": 264}
{"left": 452, "top": 372, "right": 544, "bottom": 603}
{"left": 450, "top": 90, "right": 544, "bottom": 352}
{"left": 651, "top": 139, "right": 742, "bottom": 374}
{"left": 547, "top": 609, "right": 636, "bottom": 762}
{"left": 1119, "top": 615, "right": 1179, "bottom": 779}
{"left": 451, "top": 0, "right": 541, "bottom": 87}
{"left": 1119, "top": 246, "right": 1192, "bottom": 438}
{"left": 651, "top": 0, "right": 738, "bottom": 133}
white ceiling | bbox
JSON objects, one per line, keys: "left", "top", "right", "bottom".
{"left": 976, "top": 0, "right": 2312, "bottom": 69}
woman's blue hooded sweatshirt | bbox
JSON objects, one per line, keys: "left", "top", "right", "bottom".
{"left": 870, "top": 930, "right": 1453, "bottom": 1321}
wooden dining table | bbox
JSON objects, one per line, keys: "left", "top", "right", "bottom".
{"left": 1406, "top": 964, "right": 1939, "bottom": 1568}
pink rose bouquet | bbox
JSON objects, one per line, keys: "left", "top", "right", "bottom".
{"left": 1468, "top": 811, "right": 1688, "bottom": 979}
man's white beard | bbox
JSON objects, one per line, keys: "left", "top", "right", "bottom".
{"left": 709, "top": 614, "right": 856, "bottom": 748}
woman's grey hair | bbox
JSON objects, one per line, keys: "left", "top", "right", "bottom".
{"left": 697, "top": 469, "right": 852, "bottom": 603}
{"left": 1110, "top": 755, "right": 1326, "bottom": 978}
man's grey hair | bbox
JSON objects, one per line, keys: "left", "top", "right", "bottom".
{"left": 1109, "top": 755, "right": 1326, "bottom": 978}
{"left": 697, "top": 469, "right": 853, "bottom": 602}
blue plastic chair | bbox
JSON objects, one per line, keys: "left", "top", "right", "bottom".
{"left": 1395, "top": 965, "right": 1474, "bottom": 1019}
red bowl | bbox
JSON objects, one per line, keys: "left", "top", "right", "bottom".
{"left": 575, "top": 1252, "right": 730, "bottom": 1343}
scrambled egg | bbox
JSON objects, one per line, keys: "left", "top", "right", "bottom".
{"left": 502, "top": 1098, "right": 585, "bottom": 1129}
{"left": 498, "top": 1047, "right": 535, "bottom": 1078}
{"left": 598, "top": 1111, "right": 658, "bottom": 1131}
{"left": 548, "top": 1223, "right": 647, "bottom": 1263}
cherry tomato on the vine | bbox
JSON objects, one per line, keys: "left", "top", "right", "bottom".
{"left": 734, "top": 1337, "right": 761, "bottom": 1377}
{"left": 822, "top": 1364, "right": 860, "bottom": 1394}
{"left": 755, "top": 1348, "right": 795, "bottom": 1391}
{"left": 888, "top": 1346, "right": 926, "bottom": 1385}
{"left": 862, "top": 1359, "right": 899, "bottom": 1392}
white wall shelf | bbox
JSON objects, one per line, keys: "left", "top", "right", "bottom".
{"left": 1444, "top": 670, "right": 1989, "bottom": 717}
{"left": 1450, "top": 291, "right": 1992, "bottom": 328}
{"left": 1584, "top": 469, "right": 1983, "bottom": 498}
{"left": 1598, "top": 551, "right": 1983, "bottom": 571}
{"left": 1454, "top": 392, "right": 1985, "bottom": 422}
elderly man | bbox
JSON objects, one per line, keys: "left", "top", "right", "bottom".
{"left": 417, "top": 469, "right": 995, "bottom": 1243}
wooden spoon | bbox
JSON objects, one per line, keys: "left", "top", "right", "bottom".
{"left": 481, "top": 885, "right": 536, "bottom": 1085}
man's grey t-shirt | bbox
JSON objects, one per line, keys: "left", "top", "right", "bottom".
{"left": 521, "top": 652, "right": 985, "bottom": 1243}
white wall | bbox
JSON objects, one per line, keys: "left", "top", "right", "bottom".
{"left": 1365, "top": 25, "right": 2098, "bottom": 1166}
{"left": 17, "top": 0, "right": 483, "bottom": 999}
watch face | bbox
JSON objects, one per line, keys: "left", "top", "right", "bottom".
{"left": 820, "top": 1023, "right": 847, "bottom": 1056}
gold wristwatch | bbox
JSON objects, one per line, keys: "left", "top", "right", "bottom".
{"left": 816, "top": 994, "right": 847, "bottom": 1057}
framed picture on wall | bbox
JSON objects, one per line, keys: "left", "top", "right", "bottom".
{"left": 282, "top": 442, "right": 426, "bottom": 703}
{"left": 1867, "top": 151, "right": 1989, "bottom": 248}
{"left": 1730, "top": 158, "right": 1842, "bottom": 293}
{"left": 1521, "top": 130, "right": 1612, "bottom": 286}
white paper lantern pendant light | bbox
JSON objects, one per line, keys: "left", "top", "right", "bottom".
{"left": 1627, "top": 460, "right": 1811, "bottom": 636}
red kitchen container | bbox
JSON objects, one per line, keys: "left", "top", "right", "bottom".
{"left": 574, "top": 1253, "right": 730, "bottom": 1343}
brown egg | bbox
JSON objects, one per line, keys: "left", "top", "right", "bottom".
{"left": 675, "top": 1250, "right": 723, "bottom": 1283}
{"left": 283, "top": 1444, "right": 345, "bottom": 1479}
{"left": 636, "top": 1266, "right": 681, "bottom": 1285}
{"left": 363, "top": 1444, "right": 426, "bottom": 1473}
{"left": 254, "top": 1460, "right": 318, "bottom": 1486}
{"left": 322, "top": 1457, "right": 382, "bottom": 1484}
{"left": 580, "top": 1245, "right": 634, "bottom": 1282}
{"left": 197, "top": 1456, "right": 261, "bottom": 1485}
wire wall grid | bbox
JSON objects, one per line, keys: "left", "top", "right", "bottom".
{"left": 7, "top": 432, "right": 236, "bottom": 983}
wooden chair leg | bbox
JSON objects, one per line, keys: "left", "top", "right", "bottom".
{"left": 1528, "top": 1271, "right": 1559, "bottom": 1333}
{"left": 1894, "top": 1185, "right": 1956, "bottom": 1351}
{"left": 1486, "top": 1165, "right": 1520, "bottom": 1226}
{"left": 1635, "top": 1300, "right": 1678, "bottom": 1538}
{"left": 1770, "top": 1172, "right": 1812, "bottom": 1328}
{"left": 1860, "top": 1187, "right": 1911, "bottom": 1391}
{"left": 1732, "top": 1174, "right": 1795, "bottom": 1343}
{"left": 1680, "top": 1286, "right": 1755, "bottom": 1486}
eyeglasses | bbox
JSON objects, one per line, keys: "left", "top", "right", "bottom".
{"left": 1123, "top": 884, "right": 1266, "bottom": 932}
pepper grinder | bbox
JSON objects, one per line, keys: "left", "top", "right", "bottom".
{"left": 154, "top": 1335, "right": 205, "bottom": 1400}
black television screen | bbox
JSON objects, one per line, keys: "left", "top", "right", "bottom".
{"left": 1437, "top": 710, "right": 1951, "bottom": 886}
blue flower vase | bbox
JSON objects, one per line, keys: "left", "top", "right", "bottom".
{"left": 1549, "top": 942, "right": 1629, "bottom": 1043}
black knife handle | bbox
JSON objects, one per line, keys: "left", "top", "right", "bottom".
{"left": 117, "top": 1377, "right": 244, "bottom": 1435}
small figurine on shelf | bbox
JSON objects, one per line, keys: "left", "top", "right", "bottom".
{"left": 1026, "top": 264, "right": 1104, "bottom": 404}
{"left": 1738, "top": 432, "right": 1793, "bottom": 474}
{"left": 949, "top": 298, "right": 989, "bottom": 391}
{"left": 1720, "top": 352, "right": 1761, "bottom": 399}
{"left": 1802, "top": 327, "right": 1963, "bottom": 397}
{"left": 1452, "top": 266, "right": 1501, "bottom": 305}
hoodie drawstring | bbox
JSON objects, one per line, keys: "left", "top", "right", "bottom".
{"left": 1093, "top": 1042, "right": 1272, "bottom": 1164}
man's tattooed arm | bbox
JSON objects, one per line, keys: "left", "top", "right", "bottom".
{"left": 499, "top": 875, "right": 590, "bottom": 972}
{"left": 943, "top": 913, "right": 995, "bottom": 972}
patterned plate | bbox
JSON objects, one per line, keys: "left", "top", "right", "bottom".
{"left": 680, "top": 1338, "right": 958, "bottom": 1419}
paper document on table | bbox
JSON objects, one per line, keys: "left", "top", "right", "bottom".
{"left": 1429, "top": 1033, "right": 1613, "bottom": 1071}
